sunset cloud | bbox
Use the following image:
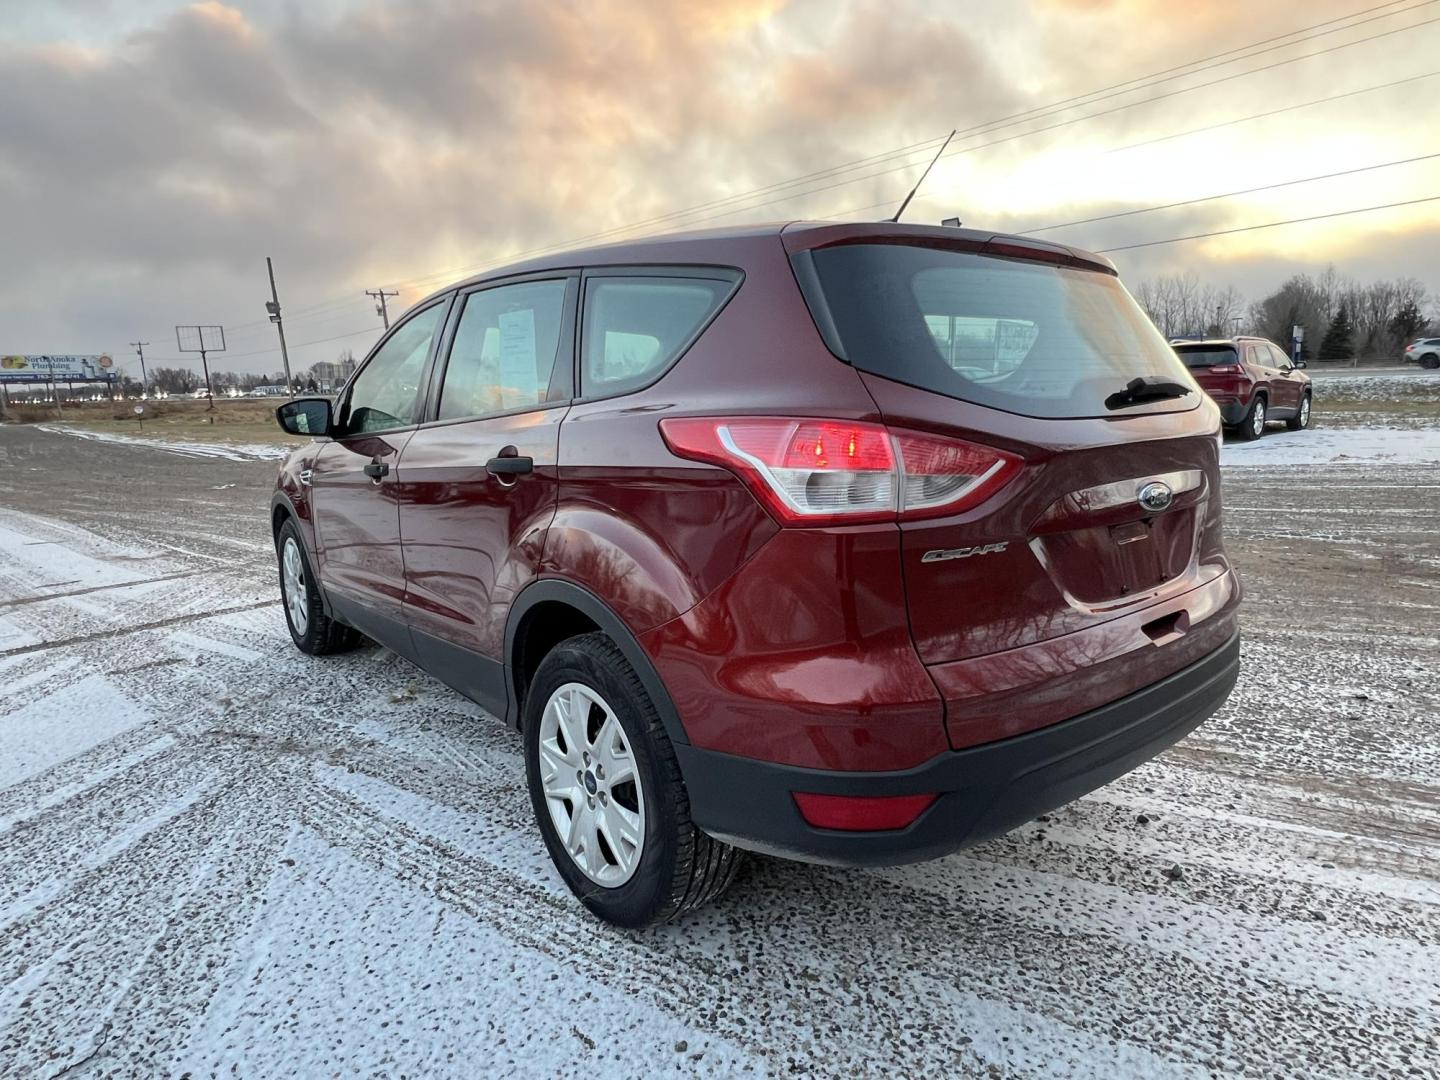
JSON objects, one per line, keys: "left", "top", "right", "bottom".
{"left": 2, "top": 0, "right": 1437, "bottom": 375}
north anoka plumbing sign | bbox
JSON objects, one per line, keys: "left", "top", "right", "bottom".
{"left": 0, "top": 355, "right": 115, "bottom": 382}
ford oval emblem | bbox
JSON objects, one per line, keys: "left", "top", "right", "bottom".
{"left": 1138, "top": 481, "right": 1173, "bottom": 513}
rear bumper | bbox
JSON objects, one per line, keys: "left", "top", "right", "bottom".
{"left": 677, "top": 630, "right": 1239, "bottom": 865}
{"left": 1215, "top": 400, "right": 1250, "bottom": 425}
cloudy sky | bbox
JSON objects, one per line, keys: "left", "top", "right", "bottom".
{"left": 4, "top": 0, "right": 1440, "bottom": 379}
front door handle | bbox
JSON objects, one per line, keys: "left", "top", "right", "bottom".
{"left": 486, "top": 455, "right": 534, "bottom": 477}
{"left": 364, "top": 461, "right": 389, "bottom": 480}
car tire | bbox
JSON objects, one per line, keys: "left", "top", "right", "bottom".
{"left": 523, "top": 632, "right": 742, "bottom": 927}
{"left": 1285, "top": 391, "right": 1312, "bottom": 431}
{"left": 276, "top": 519, "right": 362, "bottom": 655}
{"left": 1236, "top": 394, "right": 1267, "bottom": 440}
{"left": 1422, "top": 353, "right": 1440, "bottom": 370}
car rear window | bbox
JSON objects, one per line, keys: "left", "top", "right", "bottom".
{"left": 1174, "top": 346, "right": 1238, "bottom": 368}
{"left": 799, "top": 243, "right": 1198, "bottom": 418}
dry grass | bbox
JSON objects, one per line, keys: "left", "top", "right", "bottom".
{"left": 3, "top": 397, "right": 282, "bottom": 425}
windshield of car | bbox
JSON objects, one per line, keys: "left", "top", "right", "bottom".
{"left": 800, "top": 242, "right": 1199, "bottom": 418}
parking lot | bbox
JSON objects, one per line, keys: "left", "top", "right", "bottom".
{"left": 1, "top": 371, "right": 1437, "bottom": 1078}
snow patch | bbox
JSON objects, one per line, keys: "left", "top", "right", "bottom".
{"left": 0, "top": 675, "right": 156, "bottom": 790}
{"left": 1223, "top": 426, "right": 1440, "bottom": 467}
{"left": 35, "top": 424, "right": 292, "bottom": 461}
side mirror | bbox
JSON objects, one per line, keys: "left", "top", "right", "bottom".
{"left": 1295, "top": 359, "right": 1307, "bottom": 369}
{"left": 276, "top": 397, "right": 333, "bottom": 437}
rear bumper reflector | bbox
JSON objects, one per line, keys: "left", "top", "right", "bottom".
{"left": 792, "top": 791, "right": 938, "bottom": 832}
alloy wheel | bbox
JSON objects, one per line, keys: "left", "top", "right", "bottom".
{"left": 1252, "top": 399, "right": 1266, "bottom": 436}
{"left": 281, "top": 537, "right": 308, "bottom": 635}
{"left": 537, "top": 682, "right": 645, "bottom": 887}
{"left": 1299, "top": 395, "right": 1311, "bottom": 427}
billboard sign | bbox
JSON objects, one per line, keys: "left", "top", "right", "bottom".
{"left": 0, "top": 354, "right": 116, "bottom": 383}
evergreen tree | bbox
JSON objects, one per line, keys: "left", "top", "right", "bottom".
{"left": 1389, "top": 298, "right": 1427, "bottom": 346}
{"left": 1318, "top": 303, "right": 1354, "bottom": 361}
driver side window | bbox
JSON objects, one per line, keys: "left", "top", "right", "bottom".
{"left": 342, "top": 303, "right": 445, "bottom": 435}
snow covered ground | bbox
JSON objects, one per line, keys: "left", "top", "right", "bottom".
{"left": 0, "top": 404, "right": 1436, "bottom": 1078}
{"left": 33, "top": 424, "right": 292, "bottom": 461}
{"left": 1222, "top": 426, "right": 1440, "bottom": 466}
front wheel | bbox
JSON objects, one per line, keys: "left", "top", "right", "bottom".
{"left": 1236, "top": 395, "right": 1267, "bottom": 440}
{"left": 523, "top": 632, "right": 741, "bottom": 927}
{"left": 275, "top": 520, "right": 362, "bottom": 655}
{"left": 1421, "top": 353, "right": 1440, "bottom": 370}
{"left": 1285, "top": 392, "right": 1312, "bottom": 431}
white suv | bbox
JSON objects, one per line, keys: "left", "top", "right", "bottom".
{"left": 1404, "top": 338, "right": 1440, "bottom": 369}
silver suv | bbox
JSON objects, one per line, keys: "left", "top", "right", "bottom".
{"left": 1403, "top": 338, "right": 1440, "bottom": 369}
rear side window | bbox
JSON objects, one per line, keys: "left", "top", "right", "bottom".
{"left": 437, "top": 279, "right": 569, "bottom": 420}
{"left": 1175, "top": 346, "right": 1237, "bottom": 369}
{"left": 581, "top": 275, "right": 734, "bottom": 397}
{"left": 801, "top": 243, "right": 1198, "bottom": 418}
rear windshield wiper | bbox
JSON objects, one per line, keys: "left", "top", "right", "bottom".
{"left": 1105, "top": 376, "right": 1193, "bottom": 411}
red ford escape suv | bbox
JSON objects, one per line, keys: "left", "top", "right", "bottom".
{"left": 271, "top": 222, "right": 1241, "bottom": 926}
{"left": 1173, "top": 336, "right": 1312, "bottom": 440}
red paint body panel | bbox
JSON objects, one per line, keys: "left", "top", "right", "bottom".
{"left": 311, "top": 432, "right": 412, "bottom": 613}
{"left": 931, "top": 569, "right": 1239, "bottom": 748}
{"left": 545, "top": 467, "right": 776, "bottom": 632}
{"left": 638, "top": 524, "right": 947, "bottom": 772}
{"left": 395, "top": 406, "right": 565, "bottom": 659}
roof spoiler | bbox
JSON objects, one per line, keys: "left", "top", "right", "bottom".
{"left": 780, "top": 222, "right": 1117, "bottom": 275}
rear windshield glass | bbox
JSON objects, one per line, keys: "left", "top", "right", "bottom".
{"left": 802, "top": 243, "right": 1199, "bottom": 418}
{"left": 1174, "top": 346, "right": 1237, "bottom": 368}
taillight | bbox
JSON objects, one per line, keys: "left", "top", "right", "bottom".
{"left": 1207, "top": 364, "right": 1245, "bottom": 375}
{"left": 658, "top": 417, "right": 1021, "bottom": 525}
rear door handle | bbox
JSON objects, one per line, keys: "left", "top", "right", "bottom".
{"left": 486, "top": 455, "right": 533, "bottom": 477}
{"left": 364, "top": 461, "right": 389, "bottom": 480}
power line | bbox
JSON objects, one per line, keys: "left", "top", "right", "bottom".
{"left": 1095, "top": 194, "right": 1440, "bottom": 252}
{"left": 183, "top": 0, "right": 1440, "bottom": 342}
{"left": 1020, "top": 151, "right": 1440, "bottom": 234}
{"left": 1108, "top": 68, "right": 1440, "bottom": 154}
{"left": 218, "top": 326, "right": 380, "bottom": 362}
{"left": 356, "top": 1, "right": 1440, "bottom": 287}
{"left": 818, "top": 70, "right": 1440, "bottom": 224}
{"left": 442, "top": 0, "right": 1438, "bottom": 255}
{"left": 452, "top": 0, "right": 1440, "bottom": 253}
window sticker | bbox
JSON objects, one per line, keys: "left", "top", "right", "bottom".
{"left": 498, "top": 308, "right": 538, "bottom": 406}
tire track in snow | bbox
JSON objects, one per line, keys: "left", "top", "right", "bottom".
{"left": 309, "top": 766, "right": 1438, "bottom": 1079}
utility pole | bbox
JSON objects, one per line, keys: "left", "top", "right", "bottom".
{"left": 130, "top": 340, "right": 150, "bottom": 397}
{"left": 366, "top": 288, "right": 399, "bottom": 331}
{"left": 266, "top": 257, "right": 295, "bottom": 394}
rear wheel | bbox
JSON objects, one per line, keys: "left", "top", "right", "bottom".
{"left": 1285, "top": 391, "right": 1312, "bottom": 431}
{"left": 276, "top": 519, "right": 362, "bottom": 655}
{"left": 1422, "top": 352, "right": 1439, "bottom": 370}
{"left": 523, "top": 632, "right": 741, "bottom": 926}
{"left": 1236, "top": 394, "right": 1267, "bottom": 440}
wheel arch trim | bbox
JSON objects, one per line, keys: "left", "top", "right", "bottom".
{"left": 504, "top": 578, "right": 689, "bottom": 747}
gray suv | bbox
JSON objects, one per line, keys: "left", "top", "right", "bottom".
{"left": 1403, "top": 338, "right": 1440, "bottom": 369}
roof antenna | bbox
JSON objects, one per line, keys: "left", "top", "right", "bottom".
{"left": 889, "top": 129, "right": 956, "bottom": 223}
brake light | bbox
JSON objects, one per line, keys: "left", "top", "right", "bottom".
{"left": 658, "top": 417, "right": 1021, "bottom": 525}
{"left": 1207, "top": 364, "right": 1245, "bottom": 375}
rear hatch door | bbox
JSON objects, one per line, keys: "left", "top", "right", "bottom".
{"left": 789, "top": 232, "right": 1230, "bottom": 666}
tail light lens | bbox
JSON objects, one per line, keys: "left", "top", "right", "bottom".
{"left": 1207, "top": 364, "right": 1245, "bottom": 375}
{"left": 659, "top": 417, "right": 1021, "bottom": 525}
